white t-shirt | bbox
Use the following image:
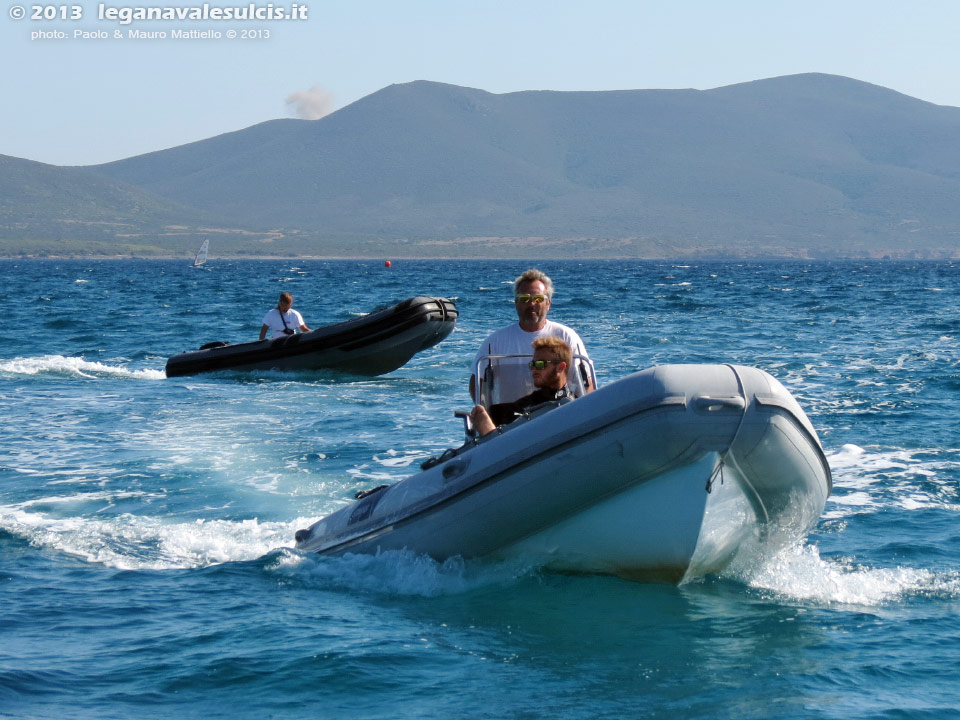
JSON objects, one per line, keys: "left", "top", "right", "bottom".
{"left": 262, "top": 308, "right": 305, "bottom": 339}
{"left": 472, "top": 320, "right": 592, "bottom": 405}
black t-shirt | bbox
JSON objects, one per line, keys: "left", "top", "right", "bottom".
{"left": 488, "top": 386, "right": 571, "bottom": 427}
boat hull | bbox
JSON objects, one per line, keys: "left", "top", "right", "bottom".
{"left": 165, "top": 296, "right": 457, "bottom": 377}
{"left": 294, "top": 364, "right": 832, "bottom": 583}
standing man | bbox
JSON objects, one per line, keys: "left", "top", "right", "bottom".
{"left": 470, "top": 269, "right": 593, "bottom": 405}
{"left": 260, "top": 292, "right": 310, "bottom": 340}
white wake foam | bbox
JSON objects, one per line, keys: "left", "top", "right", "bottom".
{"left": 713, "top": 442, "right": 960, "bottom": 605}
{"left": 825, "top": 443, "right": 960, "bottom": 518}
{"left": 726, "top": 540, "right": 960, "bottom": 606}
{"left": 0, "top": 506, "right": 310, "bottom": 570}
{"left": 0, "top": 355, "right": 165, "bottom": 380}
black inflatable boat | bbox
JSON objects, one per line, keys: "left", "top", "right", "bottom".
{"left": 165, "top": 296, "right": 457, "bottom": 377}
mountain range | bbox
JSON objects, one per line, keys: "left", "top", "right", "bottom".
{"left": 3, "top": 73, "right": 960, "bottom": 259}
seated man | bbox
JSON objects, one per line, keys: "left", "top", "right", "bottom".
{"left": 469, "top": 336, "right": 573, "bottom": 436}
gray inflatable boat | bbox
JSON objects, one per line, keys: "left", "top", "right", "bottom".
{"left": 295, "top": 364, "right": 831, "bottom": 583}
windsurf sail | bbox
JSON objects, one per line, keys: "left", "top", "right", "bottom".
{"left": 193, "top": 238, "right": 209, "bottom": 266}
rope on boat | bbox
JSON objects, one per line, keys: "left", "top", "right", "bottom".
{"left": 707, "top": 364, "right": 771, "bottom": 526}
{"left": 705, "top": 364, "right": 749, "bottom": 495}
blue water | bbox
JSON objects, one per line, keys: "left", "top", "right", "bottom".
{"left": 1, "top": 259, "right": 959, "bottom": 719}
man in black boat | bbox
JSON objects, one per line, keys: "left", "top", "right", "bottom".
{"left": 260, "top": 292, "right": 310, "bottom": 340}
{"left": 469, "top": 268, "right": 593, "bottom": 404}
{"left": 469, "top": 337, "right": 573, "bottom": 436}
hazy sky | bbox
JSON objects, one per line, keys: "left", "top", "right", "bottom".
{"left": 3, "top": 0, "right": 958, "bottom": 166}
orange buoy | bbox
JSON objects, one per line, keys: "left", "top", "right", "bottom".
{"left": 384, "top": 260, "right": 392, "bottom": 268}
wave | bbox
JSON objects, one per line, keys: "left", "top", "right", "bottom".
{"left": 725, "top": 539, "right": 960, "bottom": 606}
{"left": 273, "top": 537, "right": 960, "bottom": 604}
{"left": 0, "top": 354, "right": 165, "bottom": 380}
{"left": 0, "top": 500, "right": 534, "bottom": 596}
{"left": 825, "top": 443, "right": 960, "bottom": 518}
{"left": 4, "top": 496, "right": 958, "bottom": 606}
{"left": 0, "top": 505, "right": 307, "bottom": 570}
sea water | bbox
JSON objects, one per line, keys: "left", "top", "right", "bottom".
{"left": 1, "top": 259, "right": 958, "bottom": 719}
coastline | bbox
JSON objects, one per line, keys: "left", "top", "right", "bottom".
{"left": 1, "top": 252, "right": 957, "bottom": 261}
{"left": 3, "top": 234, "right": 958, "bottom": 261}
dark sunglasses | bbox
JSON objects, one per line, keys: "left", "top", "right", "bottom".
{"left": 528, "top": 359, "right": 560, "bottom": 370}
{"left": 516, "top": 293, "right": 547, "bottom": 304}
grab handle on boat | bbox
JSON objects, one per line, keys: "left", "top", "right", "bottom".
{"left": 455, "top": 410, "right": 477, "bottom": 439}
{"left": 693, "top": 395, "right": 746, "bottom": 413}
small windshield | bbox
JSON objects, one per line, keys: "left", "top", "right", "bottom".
{"left": 473, "top": 353, "right": 596, "bottom": 409}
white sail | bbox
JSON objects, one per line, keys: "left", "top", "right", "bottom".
{"left": 193, "top": 238, "right": 209, "bottom": 266}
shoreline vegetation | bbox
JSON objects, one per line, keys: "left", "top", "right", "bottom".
{"left": 2, "top": 237, "right": 958, "bottom": 262}
{"left": 2, "top": 250, "right": 958, "bottom": 261}
{"left": 2, "top": 253, "right": 957, "bottom": 261}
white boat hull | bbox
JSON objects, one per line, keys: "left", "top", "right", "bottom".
{"left": 295, "top": 364, "right": 832, "bottom": 583}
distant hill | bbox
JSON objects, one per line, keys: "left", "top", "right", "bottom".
{"left": 0, "top": 154, "right": 280, "bottom": 257}
{"left": 5, "top": 73, "right": 960, "bottom": 258}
